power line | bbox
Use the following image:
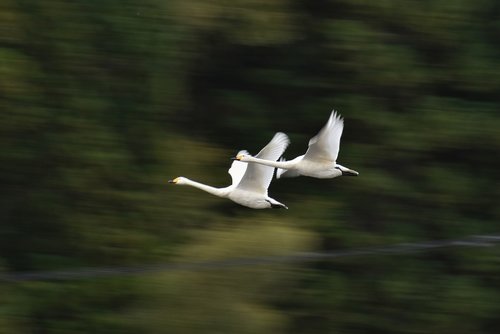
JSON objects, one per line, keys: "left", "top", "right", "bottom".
{"left": 1, "top": 234, "right": 500, "bottom": 282}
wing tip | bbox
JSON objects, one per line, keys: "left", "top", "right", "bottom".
{"left": 274, "top": 132, "right": 291, "bottom": 147}
{"left": 330, "top": 109, "right": 344, "bottom": 123}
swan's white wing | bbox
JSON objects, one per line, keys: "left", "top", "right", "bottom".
{"left": 228, "top": 150, "right": 249, "bottom": 186}
{"left": 303, "top": 111, "right": 344, "bottom": 162}
{"left": 237, "top": 132, "right": 290, "bottom": 194}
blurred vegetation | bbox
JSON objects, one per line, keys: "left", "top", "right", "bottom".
{"left": 1, "top": 0, "right": 500, "bottom": 333}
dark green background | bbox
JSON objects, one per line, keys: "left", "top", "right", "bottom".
{"left": 1, "top": 0, "right": 500, "bottom": 332}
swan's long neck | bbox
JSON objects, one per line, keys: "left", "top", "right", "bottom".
{"left": 183, "top": 179, "right": 229, "bottom": 198}
{"left": 245, "top": 156, "right": 292, "bottom": 168}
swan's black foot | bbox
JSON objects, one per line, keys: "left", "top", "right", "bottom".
{"left": 266, "top": 200, "right": 288, "bottom": 209}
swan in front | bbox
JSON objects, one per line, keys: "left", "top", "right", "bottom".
{"left": 169, "top": 132, "right": 290, "bottom": 209}
{"left": 234, "top": 111, "right": 358, "bottom": 179}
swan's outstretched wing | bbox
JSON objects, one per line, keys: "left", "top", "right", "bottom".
{"left": 237, "top": 132, "right": 290, "bottom": 194}
{"left": 228, "top": 150, "right": 249, "bottom": 186}
{"left": 303, "top": 111, "right": 344, "bottom": 162}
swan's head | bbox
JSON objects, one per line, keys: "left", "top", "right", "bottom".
{"left": 335, "top": 164, "right": 359, "bottom": 176}
{"left": 168, "top": 177, "right": 187, "bottom": 184}
{"left": 232, "top": 153, "right": 250, "bottom": 161}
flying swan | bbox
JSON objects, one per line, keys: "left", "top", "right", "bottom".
{"left": 169, "top": 132, "right": 290, "bottom": 209}
{"left": 234, "top": 111, "right": 358, "bottom": 179}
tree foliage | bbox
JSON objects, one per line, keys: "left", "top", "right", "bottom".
{"left": 1, "top": 0, "right": 500, "bottom": 333}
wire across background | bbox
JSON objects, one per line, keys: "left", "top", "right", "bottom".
{"left": 2, "top": 234, "right": 499, "bottom": 282}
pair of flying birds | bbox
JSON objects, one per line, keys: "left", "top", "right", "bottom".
{"left": 169, "top": 111, "right": 358, "bottom": 209}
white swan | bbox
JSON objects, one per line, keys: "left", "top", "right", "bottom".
{"left": 168, "top": 132, "right": 290, "bottom": 209}
{"left": 234, "top": 111, "right": 358, "bottom": 179}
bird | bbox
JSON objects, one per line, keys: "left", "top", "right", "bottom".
{"left": 233, "top": 110, "right": 358, "bottom": 179}
{"left": 169, "top": 132, "right": 290, "bottom": 209}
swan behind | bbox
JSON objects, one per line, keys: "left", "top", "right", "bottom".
{"left": 234, "top": 110, "right": 358, "bottom": 179}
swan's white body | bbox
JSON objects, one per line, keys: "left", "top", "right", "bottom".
{"left": 235, "top": 111, "right": 358, "bottom": 179}
{"left": 169, "top": 133, "right": 290, "bottom": 209}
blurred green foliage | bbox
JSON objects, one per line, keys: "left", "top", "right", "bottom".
{"left": 1, "top": 0, "right": 500, "bottom": 333}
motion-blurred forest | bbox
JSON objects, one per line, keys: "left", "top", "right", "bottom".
{"left": 1, "top": 0, "right": 500, "bottom": 333}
